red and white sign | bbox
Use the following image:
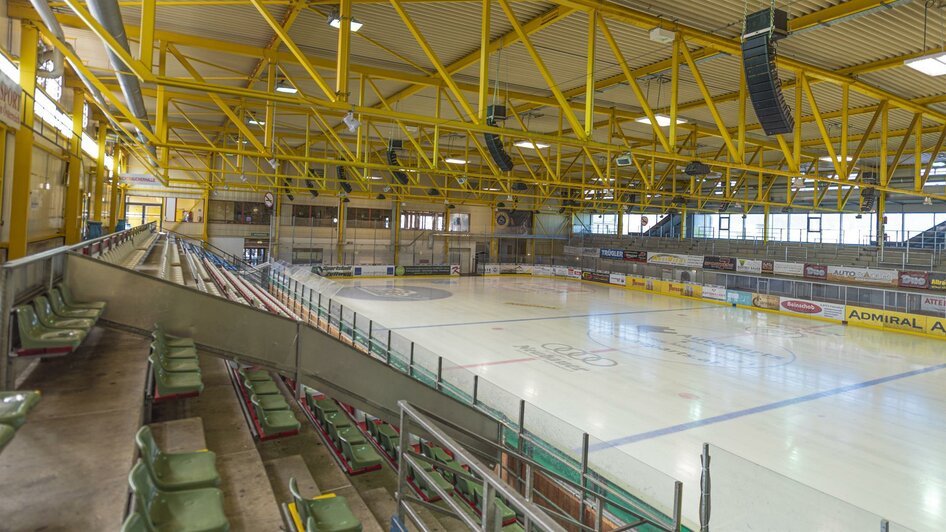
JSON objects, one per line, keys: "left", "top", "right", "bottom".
{"left": 779, "top": 297, "right": 845, "bottom": 320}
{"left": 702, "top": 285, "right": 727, "bottom": 301}
{"left": 609, "top": 273, "right": 626, "bottom": 286}
{"left": 921, "top": 295, "right": 946, "bottom": 314}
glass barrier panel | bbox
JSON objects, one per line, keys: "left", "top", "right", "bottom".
{"left": 585, "top": 433, "right": 682, "bottom": 530}
{"left": 474, "top": 378, "right": 522, "bottom": 435}
{"left": 410, "top": 343, "right": 440, "bottom": 388}
{"left": 340, "top": 306, "right": 355, "bottom": 340}
{"left": 437, "top": 358, "right": 475, "bottom": 404}
{"left": 707, "top": 444, "right": 913, "bottom": 531}
{"left": 368, "top": 322, "right": 389, "bottom": 361}
{"left": 353, "top": 312, "right": 371, "bottom": 349}
{"left": 387, "top": 332, "right": 413, "bottom": 374}
{"left": 521, "top": 403, "right": 583, "bottom": 484}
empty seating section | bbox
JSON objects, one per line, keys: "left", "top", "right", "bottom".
{"left": 12, "top": 284, "right": 105, "bottom": 356}
{"left": 128, "top": 461, "right": 229, "bottom": 532}
{"left": 229, "top": 363, "right": 300, "bottom": 440}
{"left": 300, "top": 388, "right": 381, "bottom": 475}
{"left": 135, "top": 426, "right": 220, "bottom": 490}
{"left": 0, "top": 390, "right": 41, "bottom": 452}
{"left": 150, "top": 325, "right": 204, "bottom": 401}
{"left": 98, "top": 227, "right": 157, "bottom": 269}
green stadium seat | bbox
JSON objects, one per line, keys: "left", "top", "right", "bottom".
{"left": 254, "top": 393, "right": 290, "bottom": 411}
{"left": 454, "top": 470, "right": 483, "bottom": 501}
{"left": 439, "top": 458, "right": 467, "bottom": 485}
{"left": 376, "top": 425, "right": 399, "bottom": 456}
{"left": 0, "top": 390, "right": 41, "bottom": 429}
{"left": 250, "top": 395, "right": 299, "bottom": 435}
{"left": 304, "top": 388, "right": 319, "bottom": 411}
{"left": 0, "top": 424, "right": 15, "bottom": 451}
{"left": 150, "top": 356, "right": 203, "bottom": 397}
{"left": 120, "top": 512, "right": 148, "bottom": 532}
{"left": 289, "top": 477, "right": 361, "bottom": 532}
{"left": 323, "top": 412, "right": 350, "bottom": 442}
{"left": 313, "top": 399, "right": 339, "bottom": 426}
{"left": 135, "top": 426, "right": 220, "bottom": 491}
{"left": 411, "top": 461, "right": 453, "bottom": 498}
{"left": 337, "top": 431, "right": 381, "bottom": 470}
{"left": 47, "top": 289, "right": 102, "bottom": 320}
{"left": 238, "top": 367, "right": 270, "bottom": 382}
{"left": 55, "top": 284, "right": 106, "bottom": 310}
{"left": 14, "top": 305, "right": 85, "bottom": 353}
{"left": 243, "top": 378, "right": 279, "bottom": 396}
{"left": 129, "top": 461, "right": 229, "bottom": 532}
{"left": 151, "top": 348, "right": 201, "bottom": 373}
{"left": 152, "top": 324, "right": 196, "bottom": 348}
{"left": 365, "top": 420, "right": 379, "bottom": 439}
{"left": 334, "top": 425, "right": 363, "bottom": 448}
{"left": 151, "top": 334, "right": 198, "bottom": 359}
{"left": 32, "top": 296, "right": 95, "bottom": 331}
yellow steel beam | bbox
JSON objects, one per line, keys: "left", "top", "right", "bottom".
{"left": 8, "top": 22, "right": 38, "bottom": 259}
{"left": 65, "top": 89, "right": 84, "bottom": 243}
{"left": 584, "top": 11, "right": 595, "bottom": 137}
{"left": 59, "top": 0, "right": 152, "bottom": 81}
{"left": 477, "top": 0, "right": 490, "bottom": 122}
{"left": 247, "top": 0, "right": 335, "bottom": 101}
{"left": 680, "top": 40, "right": 738, "bottom": 160}
{"left": 139, "top": 0, "right": 155, "bottom": 70}
{"left": 886, "top": 113, "right": 919, "bottom": 186}
{"left": 336, "top": 0, "right": 352, "bottom": 101}
{"left": 789, "top": 0, "right": 897, "bottom": 31}
{"left": 801, "top": 73, "right": 843, "bottom": 178}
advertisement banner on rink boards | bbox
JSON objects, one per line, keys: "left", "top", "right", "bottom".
{"left": 845, "top": 305, "right": 927, "bottom": 334}
{"left": 352, "top": 265, "right": 395, "bottom": 277}
{"left": 774, "top": 261, "right": 805, "bottom": 277}
{"left": 396, "top": 265, "right": 452, "bottom": 276}
{"left": 930, "top": 273, "right": 946, "bottom": 291}
{"left": 647, "top": 253, "right": 704, "bottom": 268}
{"left": 751, "top": 293, "right": 780, "bottom": 310}
{"left": 803, "top": 263, "right": 828, "bottom": 280}
{"left": 725, "top": 290, "right": 754, "bottom": 306}
{"left": 736, "top": 259, "right": 763, "bottom": 274}
{"left": 627, "top": 276, "right": 648, "bottom": 290}
{"left": 553, "top": 265, "right": 569, "bottom": 277}
{"left": 315, "top": 265, "right": 353, "bottom": 277}
{"left": 599, "top": 248, "right": 625, "bottom": 260}
{"left": 702, "top": 256, "right": 736, "bottom": 271}
{"left": 534, "top": 265, "right": 554, "bottom": 276}
{"left": 779, "top": 298, "right": 845, "bottom": 320}
{"left": 623, "top": 250, "right": 648, "bottom": 262}
{"left": 451, "top": 264, "right": 461, "bottom": 276}
{"left": 581, "top": 271, "right": 611, "bottom": 283}
{"left": 920, "top": 294, "right": 946, "bottom": 314}
{"left": 484, "top": 264, "right": 501, "bottom": 275}
{"left": 566, "top": 267, "right": 582, "bottom": 279}
{"left": 609, "top": 273, "right": 626, "bottom": 286}
{"left": 702, "top": 285, "right": 728, "bottom": 301}
{"left": 898, "top": 270, "right": 930, "bottom": 289}
{"left": 582, "top": 247, "right": 600, "bottom": 258}
{"left": 826, "top": 266, "right": 898, "bottom": 286}
{"left": 666, "top": 282, "right": 700, "bottom": 298}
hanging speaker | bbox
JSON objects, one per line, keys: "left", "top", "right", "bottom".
{"left": 336, "top": 165, "right": 353, "bottom": 193}
{"left": 484, "top": 117, "right": 514, "bottom": 172}
{"left": 741, "top": 9, "right": 793, "bottom": 137}
{"left": 387, "top": 149, "right": 409, "bottom": 185}
{"left": 305, "top": 168, "right": 320, "bottom": 198}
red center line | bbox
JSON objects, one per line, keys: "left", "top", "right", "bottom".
{"left": 444, "top": 357, "right": 537, "bottom": 370}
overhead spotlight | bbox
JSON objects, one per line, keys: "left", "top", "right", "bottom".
{"left": 268, "top": 158, "right": 278, "bottom": 169}
{"left": 240, "top": 174, "right": 247, "bottom": 182}
{"left": 247, "top": 118, "right": 265, "bottom": 126}
{"left": 905, "top": 51, "right": 946, "bottom": 77}
{"left": 506, "top": 195, "right": 513, "bottom": 201}
{"left": 456, "top": 177, "right": 467, "bottom": 185}
{"left": 924, "top": 196, "right": 934, "bottom": 206}
{"left": 383, "top": 185, "right": 391, "bottom": 193}
{"left": 376, "top": 194, "right": 386, "bottom": 200}
{"left": 446, "top": 203, "right": 455, "bottom": 209}
{"left": 328, "top": 9, "right": 363, "bottom": 32}
{"left": 497, "top": 202, "right": 506, "bottom": 208}
{"left": 275, "top": 79, "right": 298, "bottom": 94}
{"left": 342, "top": 111, "right": 360, "bottom": 133}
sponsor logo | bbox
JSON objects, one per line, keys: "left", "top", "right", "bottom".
{"left": 899, "top": 271, "right": 929, "bottom": 289}
{"left": 599, "top": 248, "right": 624, "bottom": 259}
{"left": 847, "top": 309, "right": 924, "bottom": 330}
{"left": 781, "top": 300, "right": 822, "bottom": 314}
{"left": 512, "top": 343, "right": 617, "bottom": 371}
{"left": 623, "top": 250, "right": 648, "bottom": 262}
{"left": 804, "top": 264, "right": 827, "bottom": 279}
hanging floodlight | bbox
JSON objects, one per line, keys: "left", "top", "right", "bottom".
{"left": 268, "top": 158, "right": 278, "bottom": 170}
{"left": 924, "top": 196, "right": 934, "bottom": 206}
{"left": 328, "top": 9, "right": 363, "bottom": 32}
{"left": 342, "top": 111, "right": 360, "bottom": 133}
{"left": 275, "top": 79, "right": 298, "bottom": 94}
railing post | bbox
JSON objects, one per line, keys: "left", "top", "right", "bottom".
{"left": 700, "top": 443, "right": 710, "bottom": 532}
{"left": 672, "top": 480, "right": 683, "bottom": 532}
{"left": 880, "top": 520, "right": 889, "bottom": 532}
{"left": 0, "top": 269, "right": 12, "bottom": 390}
{"left": 481, "top": 480, "right": 499, "bottom": 532}
{"left": 386, "top": 329, "right": 392, "bottom": 364}
{"left": 395, "top": 406, "right": 411, "bottom": 524}
{"left": 436, "top": 357, "right": 443, "bottom": 391}
{"left": 579, "top": 433, "right": 589, "bottom": 528}
{"left": 472, "top": 375, "right": 479, "bottom": 404}
{"left": 294, "top": 321, "right": 302, "bottom": 400}
{"left": 409, "top": 342, "right": 415, "bottom": 377}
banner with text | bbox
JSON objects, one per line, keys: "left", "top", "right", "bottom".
{"left": 703, "top": 256, "right": 736, "bottom": 271}
{"left": 647, "top": 253, "right": 704, "bottom": 268}
{"left": 826, "top": 265, "right": 898, "bottom": 286}
{"left": 778, "top": 298, "right": 845, "bottom": 320}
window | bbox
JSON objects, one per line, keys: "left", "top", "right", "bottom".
{"left": 208, "top": 200, "right": 270, "bottom": 224}
{"left": 38, "top": 61, "right": 62, "bottom": 101}
{"left": 286, "top": 204, "right": 337, "bottom": 227}
{"left": 448, "top": 213, "right": 470, "bottom": 232}
{"left": 401, "top": 211, "right": 444, "bottom": 231}
{"left": 347, "top": 207, "right": 390, "bottom": 229}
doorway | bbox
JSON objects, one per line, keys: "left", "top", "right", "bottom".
{"left": 125, "top": 203, "right": 162, "bottom": 228}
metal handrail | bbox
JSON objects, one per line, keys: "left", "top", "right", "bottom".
{"left": 2, "top": 222, "right": 155, "bottom": 270}
{"left": 396, "top": 400, "right": 566, "bottom": 532}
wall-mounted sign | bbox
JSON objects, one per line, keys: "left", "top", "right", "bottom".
{"left": 0, "top": 69, "right": 20, "bottom": 130}
{"left": 119, "top": 173, "right": 159, "bottom": 186}
{"left": 263, "top": 192, "right": 274, "bottom": 208}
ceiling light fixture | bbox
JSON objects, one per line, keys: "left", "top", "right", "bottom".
{"left": 342, "top": 110, "right": 360, "bottom": 133}
{"left": 513, "top": 140, "right": 550, "bottom": 149}
{"left": 445, "top": 157, "right": 468, "bottom": 164}
{"left": 328, "top": 10, "right": 363, "bottom": 32}
{"left": 635, "top": 114, "right": 687, "bottom": 127}
{"left": 819, "top": 155, "right": 854, "bottom": 162}
{"left": 247, "top": 118, "right": 265, "bottom": 126}
{"left": 275, "top": 79, "right": 298, "bottom": 94}
{"left": 905, "top": 52, "right": 946, "bottom": 76}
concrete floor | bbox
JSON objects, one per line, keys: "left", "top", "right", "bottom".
{"left": 0, "top": 326, "right": 147, "bottom": 532}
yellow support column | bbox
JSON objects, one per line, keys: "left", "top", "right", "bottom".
{"left": 108, "top": 172, "right": 120, "bottom": 231}
{"left": 117, "top": 187, "right": 127, "bottom": 228}
{"left": 336, "top": 197, "right": 346, "bottom": 263}
{"left": 201, "top": 190, "right": 209, "bottom": 242}
{"left": 92, "top": 125, "right": 107, "bottom": 222}
{"left": 391, "top": 200, "right": 401, "bottom": 266}
{"left": 272, "top": 192, "right": 281, "bottom": 261}
{"left": 65, "top": 89, "right": 84, "bottom": 243}
{"left": 477, "top": 0, "right": 490, "bottom": 122}
{"left": 763, "top": 204, "right": 770, "bottom": 243}
{"left": 335, "top": 0, "right": 351, "bottom": 101}
{"left": 9, "top": 23, "right": 39, "bottom": 259}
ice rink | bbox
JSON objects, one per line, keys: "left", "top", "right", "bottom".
{"left": 330, "top": 275, "right": 946, "bottom": 530}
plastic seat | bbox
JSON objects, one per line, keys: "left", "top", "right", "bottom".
{"left": 411, "top": 462, "right": 453, "bottom": 497}
{"left": 323, "top": 413, "right": 350, "bottom": 442}
{"left": 377, "top": 425, "right": 399, "bottom": 455}
{"left": 238, "top": 367, "right": 270, "bottom": 382}
{"left": 150, "top": 356, "right": 203, "bottom": 396}
{"left": 32, "top": 296, "right": 95, "bottom": 331}
{"left": 120, "top": 512, "right": 148, "bottom": 532}
{"left": 47, "top": 289, "right": 102, "bottom": 320}
{"left": 244, "top": 378, "right": 280, "bottom": 396}
{"left": 250, "top": 395, "right": 299, "bottom": 435}
{"left": 314, "top": 400, "right": 339, "bottom": 427}
{"left": 152, "top": 324, "right": 196, "bottom": 348}
{"left": 0, "top": 424, "right": 15, "bottom": 451}
{"left": 14, "top": 306, "right": 85, "bottom": 352}
{"left": 254, "top": 393, "right": 290, "bottom": 411}
{"left": 129, "top": 461, "right": 229, "bottom": 532}
{"left": 0, "top": 390, "right": 41, "bottom": 428}
{"left": 55, "top": 284, "right": 106, "bottom": 310}
{"left": 152, "top": 336, "right": 199, "bottom": 359}
{"left": 151, "top": 347, "right": 201, "bottom": 373}
{"left": 338, "top": 432, "right": 381, "bottom": 470}
{"left": 289, "top": 477, "right": 361, "bottom": 532}
{"left": 136, "top": 426, "right": 219, "bottom": 490}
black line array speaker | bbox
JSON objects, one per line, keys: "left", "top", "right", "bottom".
{"left": 305, "top": 169, "right": 320, "bottom": 198}
{"left": 742, "top": 9, "right": 793, "bottom": 137}
{"left": 336, "top": 165, "right": 353, "bottom": 194}
{"left": 282, "top": 179, "right": 294, "bottom": 202}
{"left": 484, "top": 118, "right": 514, "bottom": 172}
{"left": 386, "top": 149, "right": 409, "bottom": 185}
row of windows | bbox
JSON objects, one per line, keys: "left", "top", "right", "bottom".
{"left": 211, "top": 200, "right": 470, "bottom": 231}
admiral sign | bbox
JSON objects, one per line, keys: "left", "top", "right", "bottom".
{"left": 779, "top": 298, "right": 845, "bottom": 320}
{"left": 599, "top": 248, "right": 625, "bottom": 260}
